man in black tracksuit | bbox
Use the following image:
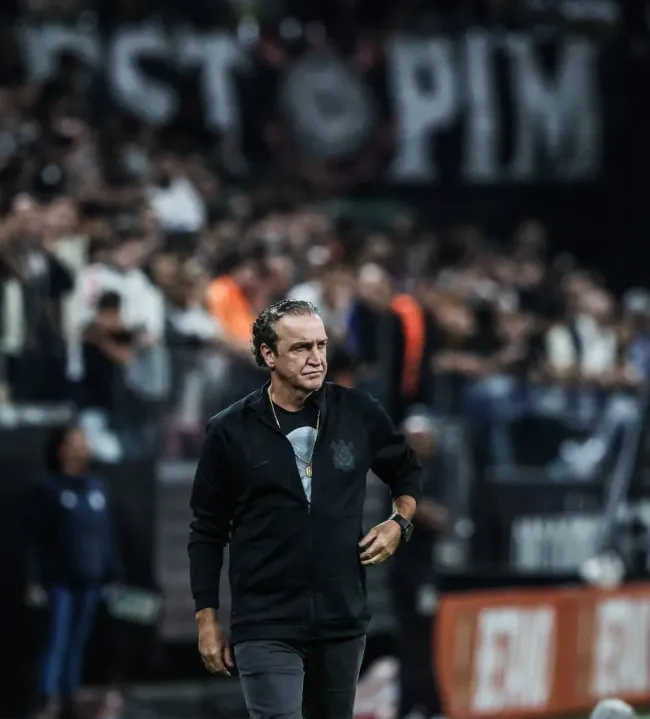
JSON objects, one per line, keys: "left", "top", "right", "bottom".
{"left": 188, "top": 299, "right": 422, "bottom": 719}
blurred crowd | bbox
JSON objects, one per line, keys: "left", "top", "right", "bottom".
{"left": 1, "top": 4, "right": 649, "bottom": 719}
{"left": 0, "top": 6, "right": 648, "bottom": 476}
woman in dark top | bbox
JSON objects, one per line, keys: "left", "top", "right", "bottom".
{"left": 26, "top": 424, "right": 121, "bottom": 719}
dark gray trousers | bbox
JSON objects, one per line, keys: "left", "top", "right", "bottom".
{"left": 234, "top": 636, "right": 366, "bottom": 719}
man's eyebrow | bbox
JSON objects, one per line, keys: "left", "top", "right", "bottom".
{"left": 288, "top": 339, "right": 328, "bottom": 349}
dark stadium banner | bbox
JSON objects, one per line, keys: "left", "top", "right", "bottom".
{"left": 19, "top": 25, "right": 613, "bottom": 188}
{"left": 471, "top": 479, "right": 650, "bottom": 576}
{"left": 468, "top": 401, "right": 650, "bottom": 577}
{"left": 472, "top": 480, "right": 605, "bottom": 573}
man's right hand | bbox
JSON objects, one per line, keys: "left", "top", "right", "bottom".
{"left": 196, "top": 609, "right": 234, "bottom": 676}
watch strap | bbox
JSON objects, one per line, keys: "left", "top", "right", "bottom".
{"left": 389, "top": 512, "right": 413, "bottom": 542}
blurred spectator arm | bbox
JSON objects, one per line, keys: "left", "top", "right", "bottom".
{"left": 73, "top": 165, "right": 105, "bottom": 202}
{"left": 45, "top": 254, "right": 75, "bottom": 337}
{"left": 599, "top": 363, "right": 644, "bottom": 392}
{"left": 138, "top": 282, "right": 166, "bottom": 345}
{"left": 67, "top": 269, "right": 100, "bottom": 378}
{"left": 414, "top": 498, "right": 449, "bottom": 533}
{"left": 489, "top": 336, "right": 529, "bottom": 373}
{"left": 16, "top": 155, "right": 37, "bottom": 194}
{"left": 184, "top": 156, "right": 220, "bottom": 205}
{"left": 213, "top": 332, "right": 252, "bottom": 359}
{"left": 432, "top": 350, "right": 465, "bottom": 373}
{"left": 543, "top": 324, "right": 578, "bottom": 382}
{"left": 83, "top": 324, "right": 134, "bottom": 366}
{"left": 432, "top": 350, "right": 489, "bottom": 377}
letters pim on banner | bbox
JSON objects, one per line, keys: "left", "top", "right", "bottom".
{"left": 19, "top": 25, "right": 602, "bottom": 185}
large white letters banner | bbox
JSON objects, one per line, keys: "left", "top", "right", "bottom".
{"left": 19, "top": 25, "right": 603, "bottom": 185}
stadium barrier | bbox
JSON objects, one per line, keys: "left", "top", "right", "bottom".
{"left": 436, "top": 582, "right": 650, "bottom": 719}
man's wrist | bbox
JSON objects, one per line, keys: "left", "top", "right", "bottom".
{"left": 196, "top": 607, "right": 219, "bottom": 625}
{"left": 392, "top": 495, "right": 416, "bottom": 522}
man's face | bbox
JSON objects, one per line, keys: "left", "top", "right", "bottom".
{"left": 265, "top": 313, "right": 328, "bottom": 392}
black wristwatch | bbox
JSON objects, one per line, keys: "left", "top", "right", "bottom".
{"left": 389, "top": 513, "right": 414, "bottom": 543}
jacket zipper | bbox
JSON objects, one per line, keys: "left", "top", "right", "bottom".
{"left": 262, "top": 416, "right": 318, "bottom": 632}
{"left": 308, "top": 426, "right": 321, "bottom": 634}
{"left": 308, "top": 502, "right": 314, "bottom": 633}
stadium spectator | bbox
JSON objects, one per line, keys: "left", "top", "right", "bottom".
{"left": 544, "top": 278, "right": 621, "bottom": 393}
{"left": 26, "top": 423, "right": 122, "bottom": 719}
{"left": 623, "top": 288, "right": 650, "bottom": 382}
{"left": 0, "top": 193, "right": 73, "bottom": 402}
{"left": 288, "top": 256, "right": 355, "bottom": 340}
{"left": 205, "top": 248, "right": 265, "bottom": 356}
{"left": 147, "top": 154, "right": 206, "bottom": 233}
{"left": 164, "top": 261, "right": 226, "bottom": 458}
{"left": 390, "top": 410, "right": 447, "bottom": 719}
{"left": 81, "top": 290, "right": 133, "bottom": 413}
{"left": 68, "top": 216, "right": 165, "bottom": 382}
{"left": 165, "top": 261, "right": 220, "bottom": 348}
{"left": 347, "top": 262, "right": 403, "bottom": 414}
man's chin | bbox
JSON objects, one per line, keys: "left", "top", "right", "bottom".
{"left": 300, "top": 374, "right": 324, "bottom": 390}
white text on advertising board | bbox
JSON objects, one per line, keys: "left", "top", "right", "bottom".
{"left": 472, "top": 606, "right": 555, "bottom": 712}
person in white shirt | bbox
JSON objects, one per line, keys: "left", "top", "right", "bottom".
{"left": 147, "top": 155, "right": 206, "bottom": 233}
{"left": 68, "top": 229, "right": 169, "bottom": 461}
{"left": 544, "top": 288, "right": 642, "bottom": 479}
{"left": 69, "top": 226, "right": 168, "bottom": 391}
{"left": 545, "top": 289, "right": 619, "bottom": 383}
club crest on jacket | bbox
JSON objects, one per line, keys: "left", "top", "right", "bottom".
{"left": 331, "top": 440, "right": 355, "bottom": 471}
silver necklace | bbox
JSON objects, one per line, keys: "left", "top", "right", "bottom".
{"left": 268, "top": 387, "right": 320, "bottom": 478}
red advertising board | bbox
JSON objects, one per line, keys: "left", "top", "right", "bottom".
{"left": 436, "top": 584, "right": 650, "bottom": 719}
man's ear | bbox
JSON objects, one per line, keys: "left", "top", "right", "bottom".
{"left": 260, "top": 344, "right": 275, "bottom": 369}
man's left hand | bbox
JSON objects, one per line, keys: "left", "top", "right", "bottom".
{"left": 359, "top": 520, "right": 402, "bottom": 566}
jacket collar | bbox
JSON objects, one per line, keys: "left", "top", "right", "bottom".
{"left": 246, "top": 380, "right": 329, "bottom": 427}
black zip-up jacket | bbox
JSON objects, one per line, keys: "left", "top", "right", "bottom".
{"left": 188, "top": 381, "right": 422, "bottom": 643}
